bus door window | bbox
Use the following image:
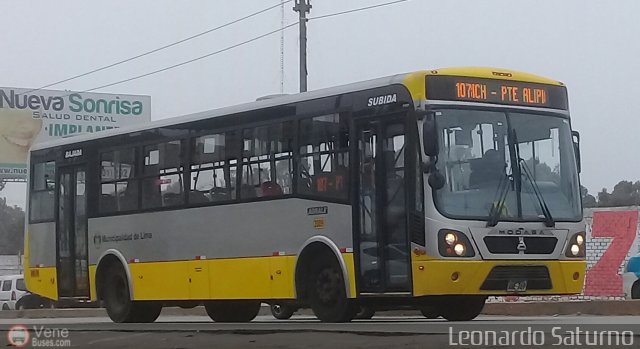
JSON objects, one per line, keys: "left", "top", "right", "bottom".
{"left": 382, "top": 127, "right": 406, "bottom": 246}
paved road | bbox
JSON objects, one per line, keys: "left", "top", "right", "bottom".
{"left": 1, "top": 314, "right": 639, "bottom": 348}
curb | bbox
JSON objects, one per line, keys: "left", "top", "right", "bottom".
{"left": 0, "top": 301, "right": 639, "bottom": 319}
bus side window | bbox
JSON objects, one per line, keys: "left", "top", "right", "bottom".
{"left": 30, "top": 161, "right": 56, "bottom": 221}
{"left": 297, "top": 114, "right": 350, "bottom": 200}
{"left": 141, "top": 141, "right": 184, "bottom": 209}
{"left": 190, "top": 131, "right": 238, "bottom": 204}
{"left": 240, "top": 121, "right": 293, "bottom": 199}
{"left": 100, "top": 149, "right": 137, "bottom": 213}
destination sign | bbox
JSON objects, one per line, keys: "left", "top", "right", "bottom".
{"left": 425, "top": 76, "right": 568, "bottom": 110}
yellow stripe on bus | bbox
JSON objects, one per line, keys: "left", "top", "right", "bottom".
{"left": 27, "top": 252, "right": 357, "bottom": 302}
{"left": 128, "top": 253, "right": 356, "bottom": 301}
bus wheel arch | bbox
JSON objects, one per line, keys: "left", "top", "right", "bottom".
{"left": 95, "top": 250, "right": 133, "bottom": 302}
{"left": 95, "top": 251, "right": 161, "bottom": 323}
{"left": 294, "top": 238, "right": 355, "bottom": 322}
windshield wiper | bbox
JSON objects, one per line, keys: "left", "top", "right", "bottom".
{"left": 518, "top": 158, "right": 555, "bottom": 227}
{"left": 486, "top": 173, "right": 511, "bottom": 227}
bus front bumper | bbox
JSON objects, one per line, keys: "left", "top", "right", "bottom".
{"left": 412, "top": 259, "right": 586, "bottom": 296}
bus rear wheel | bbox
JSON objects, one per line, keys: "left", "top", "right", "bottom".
{"left": 440, "top": 296, "right": 486, "bottom": 321}
{"left": 308, "top": 256, "right": 355, "bottom": 322}
{"left": 632, "top": 281, "right": 640, "bottom": 299}
{"left": 204, "top": 301, "right": 261, "bottom": 322}
{"left": 270, "top": 303, "right": 295, "bottom": 320}
{"left": 102, "top": 263, "right": 162, "bottom": 323}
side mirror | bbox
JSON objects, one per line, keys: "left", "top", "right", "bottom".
{"left": 428, "top": 170, "right": 446, "bottom": 190}
{"left": 572, "top": 130, "right": 581, "bottom": 173}
{"left": 422, "top": 112, "right": 439, "bottom": 157}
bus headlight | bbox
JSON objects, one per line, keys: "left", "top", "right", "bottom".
{"left": 565, "top": 232, "right": 586, "bottom": 258}
{"left": 438, "top": 229, "right": 475, "bottom": 258}
{"left": 570, "top": 244, "right": 580, "bottom": 256}
{"left": 445, "top": 233, "right": 457, "bottom": 246}
{"left": 454, "top": 243, "right": 466, "bottom": 256}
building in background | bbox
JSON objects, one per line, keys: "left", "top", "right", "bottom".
{"left": 0, "top": 255, "right": 21, "bottom": 277}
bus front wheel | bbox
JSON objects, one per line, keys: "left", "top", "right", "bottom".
{"left": 419, "top": 304, "right": 440, "bottom": 319}
{"left": 440, "top": 296, "right": 486, "bottom": 321}
{"left": 308, "top": 256, "right": 355, "bottom": 322}
{"left": 204, "top": 301, "right": 261, "bottom": 322}
{"left": 102, "top": 263, "right": 162, "bottom": 323}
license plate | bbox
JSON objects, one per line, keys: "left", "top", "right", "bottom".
{"left": 507, "top": 279, "right": 528, "bottom": 292}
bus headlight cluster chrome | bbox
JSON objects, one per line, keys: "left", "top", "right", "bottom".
{"left": 438, "top": 229, "right": 475, "bottom": 257}
{"left": 565, "top": 232, "right": 586, "bottom": 258}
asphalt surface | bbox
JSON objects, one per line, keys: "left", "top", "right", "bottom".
{"left": 1, "top": 314, "right": 639, "bottom": 348}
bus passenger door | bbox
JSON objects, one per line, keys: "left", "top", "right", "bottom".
{"left": 355, "top": 117, "right": 412, "bottom": 294}
{"left": 56, "top": 166, "right": 90, "bottom": 298}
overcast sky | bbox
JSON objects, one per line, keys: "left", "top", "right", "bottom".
{"left": 1, "top": 0, "right": 638, "bottom": 207}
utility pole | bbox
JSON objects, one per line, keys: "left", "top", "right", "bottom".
{"left": 293, "top": 0, "right": 311, "bottom": 92}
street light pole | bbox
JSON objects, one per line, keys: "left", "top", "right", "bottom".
{"left": 293, "top": 0, "right": 311, "bottom": 92}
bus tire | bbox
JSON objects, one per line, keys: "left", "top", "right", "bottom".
{"left": 354, "top": 306, "right": 375, "bottom": 320}
{"left": 440, "top": 296, "right": 486, "bottom": 321}
{"left": 102, "top": 262, "right": 162, "bottom": 323}
{"left": 270, "top": 303, "right": 295, "bottom": 320}
{"left": 131, "top": 302, "right": 163, "bottom": 323}
{"left": 632, "top": 281, "right": 640, "bottom": 299}
{"left": 307, "top": 255, "right": 355, "bottom": 322}
{"left": 204, "top": 301, "right": 261, "bottom": 322}
{"left": 419, "top": 305, "right": 440, "bottom": 319}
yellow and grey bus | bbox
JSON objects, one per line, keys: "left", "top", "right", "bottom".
{"left": 25, "top": 67, "right": 586, "bottom": 323}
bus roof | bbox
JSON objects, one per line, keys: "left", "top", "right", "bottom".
{"left": 31, "top": 67, "right": 564, "bottom": 151}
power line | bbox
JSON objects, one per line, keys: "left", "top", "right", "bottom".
{"left": 61, "top": 0, "right": 410, "bottom": 95}
{"left": 19, "top": 0, "right": 292, "bottom": 95}
{"left": 75, "top": 22, "right": 299, "bottom": 94}
{"left": 308, "top": 0, "right": 408, "bottom": 21}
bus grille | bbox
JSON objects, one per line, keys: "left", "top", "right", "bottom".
{"left": 480, "top": 266, "right": 552, "bottom": 290}
{"left": 484, "top": 236, "right": 558, "bottom": 254}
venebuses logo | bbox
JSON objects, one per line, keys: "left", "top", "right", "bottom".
{"left": 7, "top": 325, "right": 30, "bottom": 348}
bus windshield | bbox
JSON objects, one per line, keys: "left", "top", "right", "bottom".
{"left": 432, "top": 108, "right": 581, "bottom": 223}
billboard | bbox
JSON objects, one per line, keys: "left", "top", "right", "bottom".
{"left": 0, "top": 87, "right": 151, "bottom": 179}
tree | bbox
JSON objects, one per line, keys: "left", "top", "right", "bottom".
{"left": 593, "top": 180, "right": 640, "bottom": 207}
{"left": 597, "top": 188, "right": 612, "bottom": 207}
{"left": 0, "top": 197, "right": 24, "bottom": 254}
{"left": 581, "top": 185, "right": 597, "bottom": 208}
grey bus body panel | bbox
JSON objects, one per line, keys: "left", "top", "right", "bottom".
{"left": 28, "top": 222, "right": 56, "bottom": 267}
{"left": 87, "top": 199, "right": 352, "bottom": 265}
